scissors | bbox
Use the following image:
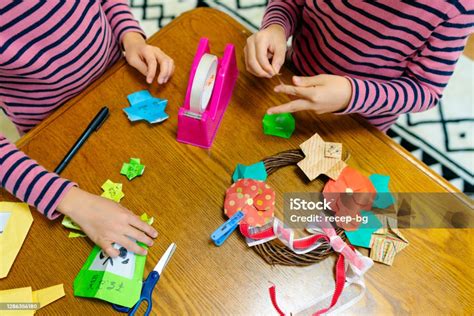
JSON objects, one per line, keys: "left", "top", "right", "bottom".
{"left": 113, "top": 243, "right": 176, "bottom": 316}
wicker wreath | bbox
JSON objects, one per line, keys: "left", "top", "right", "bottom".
{"left": 250, "top": 149, "right": 351, "bottom": 266}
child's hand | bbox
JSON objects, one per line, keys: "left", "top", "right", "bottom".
{"left": 58, "top": 187, "right": 158, "bottom": 257}
{"left": 268, "top": 75, "right": 353, "bottom": 114}
{"left": 244, "top": 24, "right": 287, "bottom": 78}
{"left": 122, "top": 32, "right": 175, "bottom": 84}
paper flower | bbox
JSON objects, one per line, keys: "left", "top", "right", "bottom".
{"left": 224, "top": 179, "right": 275, "bottom": 227}
{"left": 323, "top": 167, "right": 376, "bottom": 231}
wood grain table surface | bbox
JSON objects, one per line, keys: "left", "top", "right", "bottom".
{"left": 1, "top": 8, "right": 472, "bottom": 316}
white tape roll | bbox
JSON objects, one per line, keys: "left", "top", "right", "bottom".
{"left": 190, "top": 54, "right": 218, "bottom": 114}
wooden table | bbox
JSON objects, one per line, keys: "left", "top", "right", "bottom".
{"left": 1, "top": 8, "right": 472, "bottom": 315}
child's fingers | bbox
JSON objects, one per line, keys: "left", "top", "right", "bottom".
{"left": 125, "top": 226, "right": 154, "bottom": 247}
{"left": 245, "top": 39, "right": 271, "bottom": 78}
{"left": 271, "top": 42, "right": 286, "bottom": 74}
{"left": 116, "top": 235, "right": 147, "bottom": 256}
{"left": 274, "top": 84, "right": 316, "bottom": 101}
{"left": 129, "top": 214, "right": 158, "bottom": 238}
{"left": 102, "top": 243, "right": 120, "bottom": 258}
{"left": 256, "top": 40, "right": 274, "bottom": 76}
{"left": 267, "top": 99, "right": 314, "bottom": 114}
{"left": 128, "top": 55, "right": 148, "bottom": 77}
{"left": 157, "top": 58, "right": 171, "bottom": 84}
{"left": 154, "top": 49, "right": 174, "bottom": 84}
{"left": 143, "top": 50, "right": 157, "bottom": 84}
{"left": 293, "top": 75, "right": 326, "bottom": 87}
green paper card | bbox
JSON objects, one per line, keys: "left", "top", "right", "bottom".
{"left": 73, "top": 242, "right": 147, "bottom": 308}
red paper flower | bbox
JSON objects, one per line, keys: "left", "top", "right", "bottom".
{"left": 224, "top": 179, "right": 275, "bottom": 227}
{"left": 323, "top": 167, "right": 376, "bottom": 231}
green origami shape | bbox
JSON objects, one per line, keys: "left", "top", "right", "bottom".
{"left": 262, "top": 113, "right": 295, "bottom": 139}
{"left": 121, "top": 158, "right": 145, "bottom": 181}
{"left": 232, "top": 161, "right": 267, "bottom": 182}
{"left": 369, "top": 174, "right": 395, "bottom": 209}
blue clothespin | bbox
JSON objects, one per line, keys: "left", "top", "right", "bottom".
{"left": 211, "top": 211, "right": 244, "bottom": 246}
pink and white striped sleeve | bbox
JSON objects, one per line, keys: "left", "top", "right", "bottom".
{"left": 100, "top": 0, "right": 146, "bottom": 45}
{"left": 0, "top": 132, "right": 76, "bottom": 219}
{"left": 261, "top": 0, "right": 306, "bottom": 39}
{"left": 342, "top": 9, "right": 474, "bottom": 130}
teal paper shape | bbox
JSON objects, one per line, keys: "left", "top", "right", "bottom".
{"left": 345, "top": 211, "right": 382, "bottom": 248}
{"left": 232, "top": 162, "right": 267, "bottom": 182}
{"left": 262, "top": 113, "right": 295, "bottom": 138}
{"left": 369, "top": 174, "right": 395, "bottom": 209}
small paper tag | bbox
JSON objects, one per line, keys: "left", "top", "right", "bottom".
{"left": 324, "top": 142, "right": 342, "bottom": 159}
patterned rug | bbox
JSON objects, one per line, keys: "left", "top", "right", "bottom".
{"left": 129, "top": 0, "right": 473, "bottom": 193}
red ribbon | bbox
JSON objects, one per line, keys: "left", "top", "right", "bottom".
{"left": 240, "top": 223, "right": 329, "bottom": 250}
{"left": 268, "top": 254, "right": 346, "bottom": 316}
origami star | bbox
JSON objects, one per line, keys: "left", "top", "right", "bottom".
{"left": 297, "top": 133, "right": 347, "bottom": 181}
{"left": 224, "top": 179, "right": 275, "bottom": 227}
{"left": 123, "top": 90, "right": 169, "bottom": 124}
{"left": 262, "top": 113, "right": 295, "bottom": 138}
{"left": 101, "top": 179, "right": 125, "bottom": 202}
{"left": 369, "top": 215, "right": 409, "bottom": 265}
{"left": 369, "top": 174, "right": 395, "bottom": 209}
{"left": 120, "top": 158, "right": 145, "bottom": 181}
{"left": 232, "top": 161, "right": 268, "bottom": 182}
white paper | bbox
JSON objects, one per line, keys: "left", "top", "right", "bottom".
{"left": 0, "top": 212, "right": 11, "bottom": 234}
{"left": 89, "top": 243, "right": 136, "bottom": 279}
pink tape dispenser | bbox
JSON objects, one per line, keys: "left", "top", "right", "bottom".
{"left": 177, "top": 38, "right": 238, "bottom": 148}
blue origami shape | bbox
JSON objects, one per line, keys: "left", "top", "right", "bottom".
{"left": 123, "top": 90, "right": 169, "bottom": 124}
{"left": 369, "top": 174, "right": 395, "bottom": 209}
{"left": 345, "top": 211, "right": 382, "bottom": 248}
{"left": 232, "top": 161, "right": 267, "bottom": 182}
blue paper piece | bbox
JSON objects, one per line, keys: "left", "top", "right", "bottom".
{"left": 345, "top": 211, "right": 382, "bottom": 248}
{"left": 127, "top": 90, "right": 153, "bottom": 105}
{"left": 123, "top": 90, "right": 169, "bottom": 124}
{"left": 369, "top": 174, "right": 395, "bottom": 209}
{"left": 232, "top": 162, "right": 267, "bottom": 182}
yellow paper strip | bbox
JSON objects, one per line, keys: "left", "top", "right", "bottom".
{"left": 32, "top": 284, "right": 65, "bottom": 309}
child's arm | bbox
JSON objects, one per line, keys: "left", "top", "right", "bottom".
{"left": 0, "top": 132, "right": 157, "bottom": 257}
{"left": 244, "top": 1, "right": 305, "bottom": 77}
{"left": 261, "top": 0, "right": 306, "bottom": 39}
{"left": 268, "top": 10, "right": 473, "bottom": 131}
{"left": 101, "top": 0, "right": 175, "bottom": 84}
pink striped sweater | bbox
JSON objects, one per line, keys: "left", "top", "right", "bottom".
{"left": 262, "top": 0, "right": 473, "bottom": 131}
{"left": 0, "top": 1, "right": 144, "bottom": 218}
